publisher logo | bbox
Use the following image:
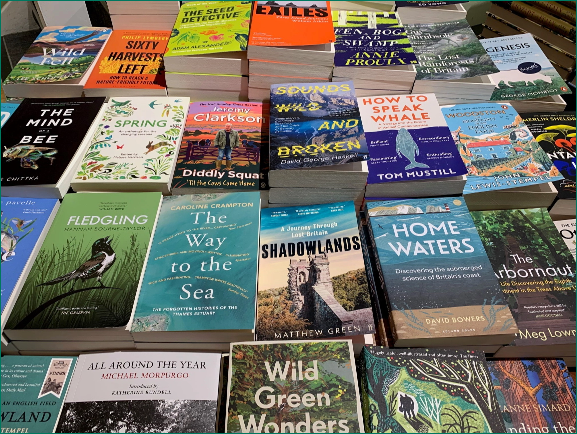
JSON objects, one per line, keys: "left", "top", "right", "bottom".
{"left": 518, "top": 62, "right": 542, "bottom": 74}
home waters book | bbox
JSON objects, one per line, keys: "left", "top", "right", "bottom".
{"left": 555, "top": 219, "right": 576, "bottom": 260}
{"left": 1, "top": 102, "right": 20, "bottom": 128}
{"left": 225, "top": 340, "right": 363, "bottom": 433}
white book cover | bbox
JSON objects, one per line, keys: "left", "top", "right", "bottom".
{"left": 554, "top": 219, "right": 576, "bottom": 260}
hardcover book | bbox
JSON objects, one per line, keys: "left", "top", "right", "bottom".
{"left": 171, "top": 102, "right": 267, "bottom": 192}
{"left": 360, "top": 347, "right": 506, "bottom": 433}
{"left": 269, "top": 81, "right": 368, "bottom": 170}
{"left": 225, "top": 340, "right": 363, "bottom": 433}
{"left": 555, "top": 219, "right": 576, "bottom": 260}
{"left": 441, "top": 103, "right": 563, "bottom": 194}
{"left": 1, "top": 356, "right": 76, "bottom": 433}
{"left": 55, "top": 352, "right": 221, "bottom": 433}
{"left": 257, "top": 201, "right": 375, "bottom": 341}
{"left": 471, "top": 208, "right": 576, "bottom": 356}
{"left": 1, "top": 102, "right": 20, "bottom": 128}
{"left": 71, "top": 97, "right": 189, "bottom": 194}
{"left": 365, "top": 197, "right": 518, "bottom": 346}
{"left": 488, "top": 359, "right": 576, "bottom": 434}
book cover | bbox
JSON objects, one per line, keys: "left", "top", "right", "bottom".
{"left": 165, "top": 1, "right": 251, "bottom": 58}
{"left": 471, "top": 208, "right": 575, "bottom": 350}
{"left": 1, "top": 356, "right": 76, "bottom": 433}
{"left": 481, "top": 34, "right": 571, "bottom": 101}
{"left": 358, "top": 93, "right": 467, "bottom": 185}
{"left": 2, "top": 26, "right": 111, "bottom": 86}
{"left": 404, "top": 19, "right": 499, "bottom": 81}
{"left": 269, "top": 81, "right": 368, "bottom": 170}
{"left": 366, "top": 197, "right": 517, "bottom": 344}
{"left": 360, "top": 347, "right": 506, "bottom": 433}
{"left": 225, "top": 340, "right": 363, "bottom": 433}
{"left": 396, "top": 1, "right": 467, "bottom": 6}
{"left": 441, "top": 103, "right": 563, "bottom": 194}
{"left": 131, "top": 192, "right": 260, "bottom": 333}
{"left": 84, "top": 30, "right": 169, "bottom": 90}
{"left": 1, "top": 102, "right": 20, "bottom": 128}
{"left": 73, "top": 97, "right": 188, "bottom": 187}
{"left": 172, "top": 102, "right": 267, "bottom": 191}
{"left": 1, "top": 98, "right": 105, "bottom": 187}
{"left": 488, "top": 359, "right": 576, "bottom": 434}
{"left": 55, "top": 352, "right": 221, "bottom": 433}
{"left": 4, "top": 192, "right": 161, "bottom": 332}
{"left": 555, "top": 219, "right": 576, "bottom": 260}
{"left": 332, "top": 11, "right": 418, "bottom": 68}
{"left": 257, "top": 201, "right": 375, "bottom": 341}
{"left": 522, "top": 112, "right": 576, "bottom": 200}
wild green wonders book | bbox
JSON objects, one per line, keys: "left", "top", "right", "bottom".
{"left": 360, "top": 347, "right": 506, "bottom": 433}
{"left": 4, "top": 192, "right": 162, "bottom": 339}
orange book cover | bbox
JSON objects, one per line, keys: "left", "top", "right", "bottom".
{"left": 249, "top": 1, "right": 335, "bottom": 46}
{"left": 84, "top": 30, "right": 169, "bottom": 89}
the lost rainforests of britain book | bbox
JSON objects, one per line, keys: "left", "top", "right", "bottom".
{"left": 55, "top": 352, "right": 222, "bottom": 433}
{"left": 1, "top": 356, "right": 76, "bottom": 433}
{"left": 269, "top": 81, "right": 369, "bottom": 170}
{"left": 257, "top": 201, "right": 375, "bottom": 341}
{"left": 225, "top": 340, "right": 363, "bottom": 433}
{"left": 4, "top": 192, "right": 162, "bottom": 334}
{"left": 365, "top": 197, "right": 517, "bottom": 346}
{"left": 360, "top": 347, "right": 506, "bottom": 433}
{"left": 131, "top": 192, "right": 260, "bottom": 334}
{"left": 441, "top": 103, "right": 563, "bottom": 194}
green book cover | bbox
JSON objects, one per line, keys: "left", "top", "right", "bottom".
{"left": 5, "top": 192, "right": 161, "bottom": 331}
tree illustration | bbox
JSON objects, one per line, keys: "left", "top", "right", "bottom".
{"left": 255, "top": 287, "right": 310, "bottom": 339}
{"left": 441, "top": 405, "right": 481, "bottom": 433}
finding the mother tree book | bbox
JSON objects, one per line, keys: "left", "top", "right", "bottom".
{"left": 257, "top": 201, "right": 375, "bottom": 341}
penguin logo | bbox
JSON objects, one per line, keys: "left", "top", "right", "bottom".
{"left": 396, "top": 128, "right": 430, "bottom": 170}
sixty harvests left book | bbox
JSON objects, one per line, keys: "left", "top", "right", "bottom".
{"left": 225, "top": 340, "right": 363, "bottom": 433}
{"left": 55, "top": 352, "right": 222, "bottom": 433}
{"left": 1, "top": 356, "right": 76, "bottom": 434}
{"left": 257, "top": 201, "right": 375, "bottom": 341}
{"left": 4, "top": 192, "right": 162, "bottom": 343}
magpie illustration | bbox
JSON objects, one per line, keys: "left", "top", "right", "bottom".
{"left": 38, "top": 237, "right": 116, "bottom": 290}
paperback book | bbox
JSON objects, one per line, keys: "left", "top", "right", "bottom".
{"left": 396, "top": 1, "right": 467, "bottom": 6}
{"left": 1, "top": 102, "right": 20, "bottom": 128}
{"left": 555, "top": 219, "right": 576, "bottom": 260}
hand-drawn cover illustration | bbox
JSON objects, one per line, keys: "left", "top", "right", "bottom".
{"left": 1, "top": 102, "right": 20, "bottom": 128}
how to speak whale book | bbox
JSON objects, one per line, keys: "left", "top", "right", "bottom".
{"left": 365, "top": 197, "right": 518, "bottom": 347}
{"left": 225, "top": 340, "right": 363, "bottom": 433}
{"left": 269, "top": 81, "right": 368, "bottom": 170}
{"left": 471, "top": 208, "right": 575, "bottom": 358}
{"left": 257, "top": 201, "right": 375, "bottom": 341}
{"left": 1, "top": 356, "right": 76, "bottom": 434}
{"left": 55, "top": 352, "right": 222, "bottom": 433}
{"left": 357, "top": 93, "right": 467, "bottom": 185}
{"left": 441, "top": 103, "right": 563, "bottom": 194}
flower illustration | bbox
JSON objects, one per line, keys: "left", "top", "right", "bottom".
{"left": 209, "top": 34, "right": 224, "bottom": 41}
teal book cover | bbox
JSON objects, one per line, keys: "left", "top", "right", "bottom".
{"left": 131, "top": 192, "right": 260, "bottom": 332}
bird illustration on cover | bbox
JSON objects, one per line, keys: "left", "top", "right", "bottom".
{"left": 396, "top": 128, "right": 430, "bottom": 170}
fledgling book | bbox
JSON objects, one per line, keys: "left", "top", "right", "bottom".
{"left": 358, "top": 93, "right": 467, "bottom": 185}
{"left": 441, "top": 103, "right": 563, "bottom": 194}
{"left": 1, "top": 102, "right": 20, "bottom": 128}
{"left": 481, "top": 34, "right": 571, "bottom": 101}
{"left": 360, "top": 347, "right": 506, "bottom": 433}
{"left": 365, "top": 197, "right": 518, "bottom": 346}
{"left": 269, "top": 81, "right": 368, "bottom": 170}
{"left": 225, "top": 340, "right": 363, "bottom": 433}
{"left": 171, "top": 102, "right": 267, "bottom": 193}
{"left": 257, "top": 201, "right": 375, "bottom": 341}
{"left": 488, "top": 359, "right": 576, "bottom": 434}
{"left": 55, "top": 352, "right": 221, "bottom": 433}
{"left": 71, "top": 97, "right": 189, "bottom": 194}
{"left": 1, "top": 356, "right": 76, "bottom": 433}
{"left": 555, "top": 219, "right": 576, "bottom": 260}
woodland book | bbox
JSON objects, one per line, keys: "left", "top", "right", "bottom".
{"left": 555, "top": 219, "right": 576, "bottom": 260}
{"left": 1, "top": 102, "right": 20, "bottom": 128}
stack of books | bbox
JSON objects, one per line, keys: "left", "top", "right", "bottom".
{"left": 107, "top": 0, "right": 180, "bottom": 31}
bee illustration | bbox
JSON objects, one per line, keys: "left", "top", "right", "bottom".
{"left": 3, "top": 145, "right": 58, "bottom": 170}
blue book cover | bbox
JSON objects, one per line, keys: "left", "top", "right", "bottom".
{"left": 441, "top": 103, "right": 564, "bottom": 194}
{"left": 358, "top": 93, "right": 467, "bottom": 185}
{"left": 365, "top": 197, "right": 517, "bottom": 345}
{"left": 1, "top": 102, "right": 20, "bottom": 128}
{"left": 131, "top": 192, "right": 260, "bottom": 332}
{"left": 269, "top": 81, "right": 369, "bottom": 170}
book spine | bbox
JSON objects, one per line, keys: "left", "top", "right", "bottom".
{"left": 533, "top": 1, "right": 576, "bottom": 23}
{"left": 501, "top": 1, "right": 576, "bottom": 41}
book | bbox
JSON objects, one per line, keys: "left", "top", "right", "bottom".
{"left": 1, "top": 356, "right": 76, "bottom": 433}
{"left": 1, "top": 98, "right": 105, "bottom": 199}
{"left": 3, "top": 192, "right": 162, "bottom": 344}
{"left": 71, "top": 97, "right": 189, "bottom": 195}
{"left": 130, "top": 192, "right": 260, "bottom": 343}
{"left": 55, "top": 352, "right": 222, "bottom": 433}
{"left": 360, "top": 347, "right": 507, "bottom": 433}
{"left": 532, "top": 1, "right": 576, "bottom": 24}
{"left": 2, "top": 26, "right": 112, "bottom": 98}
{"left": 1, "top": 102, "right": 20, "bottom": 128}
{"left": 365, "top": 196, "right": 518, "bottom": 346}
{"left": 396, "top": 1, "right": 467, "bottom": 6}
{"left": 555, "top": 219, "right": 576, "bottom": 260}
{"left": 225, "top": 340, "right": 363, "bottom": 433}
{"left": 257, "top": 201, "right": 375, "bottom": 340}
{"left": 84, "top": 30, "right": 170, "bottom": 97}
{"left": 487, "top": 359, "right": 576, "bottom": 434}
{"left": 171, "top": 102, "right": 267, "bottom": 193}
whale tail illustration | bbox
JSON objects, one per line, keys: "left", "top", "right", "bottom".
{"left": 405, "top": 162, "right": 430, "bottom": 170}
